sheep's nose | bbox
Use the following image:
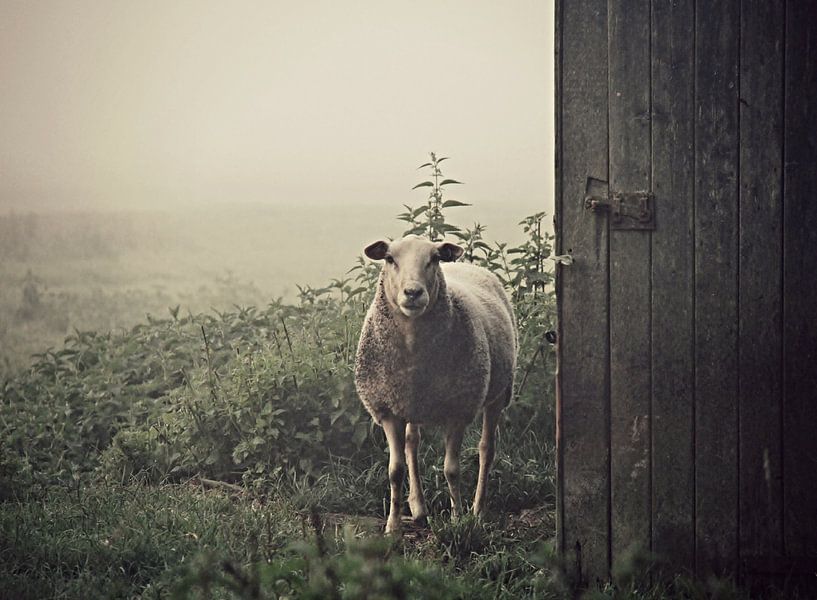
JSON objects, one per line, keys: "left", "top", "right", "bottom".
{"left": 404, "top": 287, "right": 424, "bottom": 300}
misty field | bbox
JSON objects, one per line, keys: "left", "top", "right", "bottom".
{"left": 0, "top": 202, "right": 540, "bottom": 377}
{"left": 0, "top": 205, "right": 367, "bottom": 376}
{"left": 1, "top": 200, "right": 749, "bottom": 598}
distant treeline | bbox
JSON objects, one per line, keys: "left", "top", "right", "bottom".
{"left": 0, "top": 211, "right": 171, "bottom": 261}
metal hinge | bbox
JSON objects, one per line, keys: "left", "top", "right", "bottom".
{"left": 584, "top": 177, "right": 655, "bottom": 230}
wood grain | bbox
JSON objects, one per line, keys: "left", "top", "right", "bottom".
{"left": 556, "top": 0, "right": 610, "bottom": 587}
{"left": 607, "top": 0, "right": 652, "bottom": 565}
{"left": 738, "top": 0, "right": 785, "bottom": 573}
{"left": 651, "top": 0, "right": 696, "bottom": 574}
{"left": 694, "top": 0, "right": 741, "bottom": 578}
{"left": 783, "top": 0, "right": 817, "bottom": 561}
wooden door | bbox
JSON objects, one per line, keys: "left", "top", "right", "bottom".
{"left": 555, "top": 0, "right": 817, "bottom": 589}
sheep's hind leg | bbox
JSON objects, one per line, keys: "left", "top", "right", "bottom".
{"left": 381, "top": 415, "right": 407, "bottom": 534}
{"left": 444, "top": 423, "right": 466, "bottom": 519}
{"left": 405, "top": 422, "right": 428, "bottom": 525}
{"left": 472, "top": 393, "right": 506, "bottom": 517}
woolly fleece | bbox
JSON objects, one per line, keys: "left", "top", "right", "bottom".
{"left": 355, "top": 239, "right": 518, "bottom": 427}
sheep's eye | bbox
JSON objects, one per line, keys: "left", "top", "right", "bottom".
{"left": 385, "top": 255, "right": 395, "bottom": 265}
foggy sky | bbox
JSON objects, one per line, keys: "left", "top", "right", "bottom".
{"left": 0, "top": 1, "right": 554, "bottom": 215}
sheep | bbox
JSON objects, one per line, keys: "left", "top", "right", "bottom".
{"left": 354, "top": 234, "right": 518, "bottom": 533}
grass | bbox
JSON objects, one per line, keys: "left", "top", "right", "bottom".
{"left": 0, "top": 483, "right": 304, "bottom": 599}
{"left": 0, "top": 477, "right": 562, "bottom": 599}
{"left": 3, "top": 479, "right": 775, "bottom": 599}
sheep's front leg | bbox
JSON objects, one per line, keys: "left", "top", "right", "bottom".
{"left": 444, "top": 423, "right": 466, "bottom": 519}
{"left": 473, "top": 398, "right": 504, "bottom": 516}
{"left": 405, "top": 422, "right": 428, "bottom": 524}
{"left": 382, "top": 415, "right": 407, "bottom": 533}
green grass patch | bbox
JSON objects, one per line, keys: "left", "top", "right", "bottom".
{"left": 0, "top": 484, "right": 302, "bottom": 599}
{"left": 0, "top": 483, "right": 563, "bottom": 599}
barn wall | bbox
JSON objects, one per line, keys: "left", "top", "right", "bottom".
{"left": 556, "top": 0, "right": 817, "bottom": 589}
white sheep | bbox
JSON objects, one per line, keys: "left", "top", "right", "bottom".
{"left": 354, "top": 234, "right": 518, "bottom": 533}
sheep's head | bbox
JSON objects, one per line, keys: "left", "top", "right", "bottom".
{"left": 364, "top": 235, "right": 464, "bottom": 318}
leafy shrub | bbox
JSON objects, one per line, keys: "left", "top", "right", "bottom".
{"left": 161, "top": 304, "right": 375, "bottom": 484}
{"left": 96, "top": 429, "right": 169, "bottom": 485}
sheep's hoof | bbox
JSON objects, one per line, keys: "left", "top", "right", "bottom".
{"left": 411, "top": 514, "right": 429, "bottom": 528}
{"left": 409, "top": 498, "right": 427, "bottom": 521}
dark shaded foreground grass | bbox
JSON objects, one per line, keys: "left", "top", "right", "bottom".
{"left": 0, "top": 482, "right": 564, "bottom": 599}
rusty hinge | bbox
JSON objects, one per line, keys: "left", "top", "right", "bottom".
{"left": 584, "top": 177, "right": 655, "bottom": 230}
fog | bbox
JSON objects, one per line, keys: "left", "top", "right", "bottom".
{"left": 1, "top": 1, "right": 554, "bottom": 214}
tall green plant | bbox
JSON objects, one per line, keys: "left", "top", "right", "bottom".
{"left": 398, "top": 152, "right": 470, "bottom": 241}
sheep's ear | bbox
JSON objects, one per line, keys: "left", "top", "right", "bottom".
{"left": 364, "top": 240, "right": 390, "bottom": 261}
{"left": 437, "top": 242, "right": 464, "bottom": 262}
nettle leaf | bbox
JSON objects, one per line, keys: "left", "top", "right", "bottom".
{"left": 412, "top": 181, "right": 434, "bottom": 189}
{"left": 442, "top": 200, "right": 470, "bottom": 208}
{"left": 439, "top": 179, "right": 463, "bottom": 186}
{"left": 417, "top": 162, "right": 433, "bottom": 169}
{"left": 436, "top": 156, "right": 449, "bottom": 164}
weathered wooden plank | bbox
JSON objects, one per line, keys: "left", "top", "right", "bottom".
{"left": 694, "top": 0, "right": 740, "bottom": 577}
{"left": 738, "top": 0, "right": 785, "bottom": 573}
{"left": 556, "top": 0, "right": 610, "bottom": 587}
{"left": 607, "top": 0, "right": 652, "bottom": 566}
{"left": 651, "top": 0, "right": 696, "bottom": 574}
{"left": 783, "top": 0, "right": 817, "bottom": 561}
